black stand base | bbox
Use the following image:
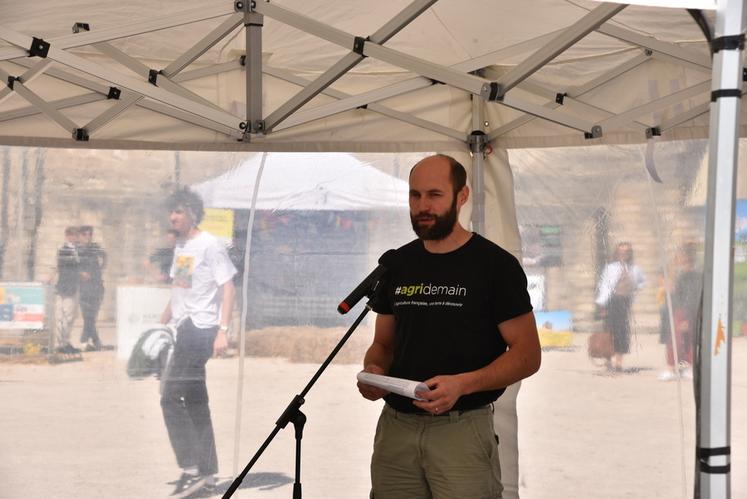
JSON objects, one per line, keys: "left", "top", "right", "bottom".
{"left": 223, "top": 305, "right": 370, "bottom": 498}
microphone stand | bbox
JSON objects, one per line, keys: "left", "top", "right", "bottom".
{"left": 223, "top": 299, "right": 373, "bottom": 499}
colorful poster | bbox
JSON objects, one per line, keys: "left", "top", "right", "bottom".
{"left": 0, "top": 283, "right": 46, "bottom": 329}
{"left": 535, "top": 310, "right": 573, "bottom": 348}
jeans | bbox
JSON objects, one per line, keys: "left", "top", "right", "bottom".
{"left": 160, "top": 318, "right": 218, "bottom": 476}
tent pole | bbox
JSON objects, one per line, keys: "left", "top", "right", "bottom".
{"left": 244, "top": 4, "right": 264, "bottom": 135}
{"left": 470, "top": 94, "right": 487, "bottom": 235}
{"left": 699, "top": 0, "right": 745, "bottom": 497}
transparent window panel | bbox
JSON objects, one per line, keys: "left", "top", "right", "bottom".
{"left": 1, "top": 145, "right": 744, "bottom": 499}
{"left": 0, "top": 148, "right": 421, "bottom": 498}
{"left": 510, "top": 140, "right": 746, "bottom": 499}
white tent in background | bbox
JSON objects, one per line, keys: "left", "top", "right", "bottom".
{"left": 193, "top": 152, "right": 409, "bottom": 211}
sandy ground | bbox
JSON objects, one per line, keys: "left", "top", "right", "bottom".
{"left": 0, "top": 327, "right": 745, "bottom": 499}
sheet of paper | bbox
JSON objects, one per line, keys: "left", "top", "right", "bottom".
{"left": 357, "top": 372, "right": 430, "bottom": 400}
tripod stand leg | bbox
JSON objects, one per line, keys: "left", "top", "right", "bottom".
{"left": 292, "top": 410, "right": 306, "bottom": 499}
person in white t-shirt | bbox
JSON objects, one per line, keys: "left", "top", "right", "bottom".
{"left": 595, "top": 242, "right": 645, "bottom": 372}
{"left": 159, "top": 188, "right": 236, "bottom": 498}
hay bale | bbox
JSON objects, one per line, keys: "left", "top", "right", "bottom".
{"left": 243, "top": 325, "right": 374, "bottom": 364}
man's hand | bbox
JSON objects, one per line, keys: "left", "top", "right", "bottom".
{"left": 412, "top": 374, "right": 465, "bottom": 415}
{"left": 358, "top": 364, "right": 390, "bottom": 401}
{"left": 213, "top": 329, "right": 228, "bottom": 357}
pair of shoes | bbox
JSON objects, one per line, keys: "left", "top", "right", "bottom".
{"left": 170, "top": 473, "right": 207, "bottom": 498}
{"left": 658, "top": 370, "right": 677, "bottom": 381}
{"left": 57, "top": 344, "right": 81, "bottom": 354}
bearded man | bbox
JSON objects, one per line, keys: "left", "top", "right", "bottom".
{"left": 358, "top": 154, "right": 541, "bottom": 499}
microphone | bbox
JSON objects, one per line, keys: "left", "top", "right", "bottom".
{"left": 337, "top": 249, "right": 398, "bottom": 314}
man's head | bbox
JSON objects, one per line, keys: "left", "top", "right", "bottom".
{"left": 615, "top": 242, "right": 633, "bottom": 263}
{"left": 65, "top": 226, "right": 79, "bottom": 244}
{"left": 78, "top": 225, "right": 93, "bottom": 245}
{"left": 408, "top": 154, "right": 469, "bottom": 241}
{"left": 167, "top": 188, "right": 204, "bottom": 236}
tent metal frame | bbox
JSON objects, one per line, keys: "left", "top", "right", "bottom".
{"left": 0, "top": 0, "right": 716, "bottom": 145}
{"left": 700, "top": 1, "right": 744, "bottom": 497}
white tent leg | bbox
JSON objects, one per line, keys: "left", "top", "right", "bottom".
{"left": 468, "top": 97, "right": 522, "bottom": 498}
{"left": 700, "top": 0, "right": 745, "bottom": 497}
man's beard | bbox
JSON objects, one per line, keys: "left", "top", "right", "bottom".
{"left": 410, "top": 195, "right": 458, "bottom": 241}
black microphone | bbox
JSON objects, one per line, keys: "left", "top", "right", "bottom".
{"left": 337, "top": 249, "right": 398, "bottom": 314}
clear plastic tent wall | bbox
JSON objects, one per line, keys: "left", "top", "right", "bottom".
{"left": 0, "top": 145, "right": 744, "bottom": 499}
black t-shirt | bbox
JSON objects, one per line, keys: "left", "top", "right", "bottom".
{"left": 149, "top": 247, "right": 175, "bottom": 279}
{"left": 371, "top": 233, "right": 533, "bottom": 413}
{"left": 79, "top": 243, "right": 105, "bottom": 286}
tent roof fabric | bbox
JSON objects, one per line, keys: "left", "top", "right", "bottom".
{"left": 0, "top": 0, "right": 726, "bottom": 152}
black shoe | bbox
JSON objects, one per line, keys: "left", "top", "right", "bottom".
{"left": 170, "top": 473, "right": 206, "bottom": 498}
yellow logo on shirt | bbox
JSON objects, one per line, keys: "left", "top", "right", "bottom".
{"left": 173, "top": 255, "right": 194, "bottom": 288}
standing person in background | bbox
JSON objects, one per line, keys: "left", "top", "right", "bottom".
{"left": 52, "top": 226, "right": 81, "bottom": 354}
{"left": 160, "top": 188, "right": 236, "bottom": 498}
{"left": 149, "top": 229, "right": 178, "bottom": 284}
{"left": 78, "top": 225, "right": 106, "bottom": 351}
{"left": 595, "top": 242, "right": 645, "bottom": 372}
{"left": 358, "top": 154, "right": 541, "bottom": 498}
{"left": 658, "top": 241, "right": 700, "bottom": 381}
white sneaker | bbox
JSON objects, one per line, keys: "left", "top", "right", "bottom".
{"left": 680, "top": 367, "right": 693, "bottom": 379}
{"left": 658, "top": 371, "right": 677, "bottom": 381}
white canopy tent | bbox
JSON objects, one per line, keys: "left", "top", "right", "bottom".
{"left": 193, "top": 152, "right": 409, "bottom": 211}
{"left": 0, "top": 1, "right": 743, "bottom": 497}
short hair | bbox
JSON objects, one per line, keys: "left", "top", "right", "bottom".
{"left": 65, "top": 226, "right": 79, "bottom": 236}
{"left": 79, "top": 225, "right": 93, "bottom": 234}
{"left": 411, "top": 154, "right": 467, "bottom": 195}
{"left": 167, "top": 187, "right": 204, "bottom": 224}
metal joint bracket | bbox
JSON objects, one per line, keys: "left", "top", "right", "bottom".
{"left": 107, "top": 86, "right": 121, "bottom": 100}
{"left": 239, "top": 55, "right": 246, "bottom": 66}
{"left": 743, "top": 67, "right": 746, "bottom": 82}
{"left": 711, "top": 34, "right": 745, "bottom": 53}
{"left": 234, "top": 0, "right": 255, "bottom": 12}
{"left": 645, "top": 126, "right": 661, "bottom": 139}
{"left": 6, "top": 76, "right": 20, "bottom": 90}
{"left": 468, "top": 130, "right": 488, "bottom": 154}
{"left": 584, "top": 125, "right": 603, "bottom": 139}
{"left": 253, "top": 120, "right": 265, "bottom": 133}
{"left": 29, "top": 37, "right": 51, "bottom": 58}
{"left": 484, "top": 82, "right": 503, "bottom": 102}
{"left": 711, "top": 89, "right": 742, "bottom": 101}
{"left": 353, "top": 36, "right": 368, "bottom": 57}
{"left": 356, "top": 104, "right": 368, "bottom": 110}
{"left": 148, "top": 69, "right": 160, "bottom": 86}
{"left": 72, "top": 22, "right": 90, "bottom": 33}
{"left": 73, "top": 128, "right": 90, "bottom": 141}
{"left": 555, "top": 92, "right": 567, "bottom": 105}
